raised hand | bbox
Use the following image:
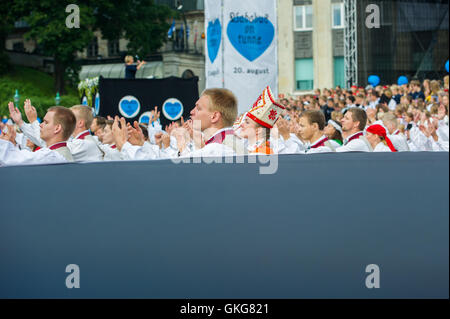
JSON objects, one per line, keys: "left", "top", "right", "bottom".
{"left": 112, "top": 116, "right": 128, "bottom": 151}
{"left": 127, "top": 121, "right": 145, "bottom": 146}
{"left": 24, "top": 99, "right": 38, "bottom": 123}
{"left": 153, "top": 106, "right": 160, "bottom": 122}
{"left": 0, "top": 124, "right": 16, "bottom": 145}
{"left": 8, "top": 102, "right": 23, "bottom": 126}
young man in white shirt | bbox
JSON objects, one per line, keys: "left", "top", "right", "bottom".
{"left": 298, "top": 110, "right": 334, "bottom": 154}
{"left": 17, "top": 103, "right": 103, "bottom": 162}
{"left": 175, "top": 88, "right": 246, "bottom": 158}
{"left": 336, "top": 108, "right": 373, "bottom": 152}
{"left": 1, "top": 105, "right": 76, "bottom": 166}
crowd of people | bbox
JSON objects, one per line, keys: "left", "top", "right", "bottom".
{"left": 0, "top": 75, "right": 449, "bottom": 167}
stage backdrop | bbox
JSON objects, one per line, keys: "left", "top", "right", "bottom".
{"left": 205, "top": 0, "right": 279, "bottom": 114}
{"left": 97, "top": 77, "right": 199, "bottom": 128}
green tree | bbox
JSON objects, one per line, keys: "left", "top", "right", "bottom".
{"left": 14, "top": 0, "right": 95, "bottom": 94}
{"left": 93, "top": 0, "right": 173, "bottom": 58}
{"left": 12, "top": 0, "right": 173, "bottom": 94}
{"left": 0, "top": 0, "right": 18, "bottom": 74}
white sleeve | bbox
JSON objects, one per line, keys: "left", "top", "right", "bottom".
{"left": 336, "top": 140, "right": 370, "bottom": 152}
{"left": 121, "top": 142, "right": 160, "bottom": 160}
{"left": 409, "top": 127, "right": 432, "bottom": 151}
{"left": 0, "top": 139, "right": 66, "bottom": 166}
{"left": 19, "top": 121, "right": 46, "bottom": 147}
{"left": 436, "top": 122, "right": 449, "bottom": 142}
{"left": 430, "top": 138, "right": 449, "bottom": 152}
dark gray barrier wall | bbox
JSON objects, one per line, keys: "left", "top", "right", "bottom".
{"left": 0, "top": 153, "right": 448, "bottom": 299}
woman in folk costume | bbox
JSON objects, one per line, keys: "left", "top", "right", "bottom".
{"left": 365, "top": 124, "right": 398, "bottom": 152}
{"left": 324, "top": 119, "right": 344, "bottom": 148}
{"left": 239, "top": 86, "right": 285, "bottom": 155}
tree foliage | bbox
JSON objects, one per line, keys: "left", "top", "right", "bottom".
{"left": 7, "top": 0, "right": 174, "bottom": 92}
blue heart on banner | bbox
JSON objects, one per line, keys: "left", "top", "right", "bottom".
{"left": 227, "top": 16, "right": 275, "bottom": 62}
{"left": 118, "top": 96, "right": 140, "bottom": 118}
{"left": 207, "top": 19, "right": 222, "bottom": 63}
{"left": 162, "top": 98, "right": 184, "bottom": 121}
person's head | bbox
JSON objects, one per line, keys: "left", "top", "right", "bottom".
{"left": 70, "top": 105, "right": 94, "bottom": 135}
{"left": 91, "top": 116, "right": 106, "bottom": 135}
{"left": 346, "top": 95, "right": 356, "bottom": 106}
{"left": 444, "top": 75, "right": 449, "bottom": 90}
{"left": 430, "top": 80, "right": 440, "bottom": 95}
{"left": 411, "top": 80, "right": 421, "bottom": 92}
{"left": 441, "top": 94, "right": 449, "bottom": 107}
{"left": 327, "top": 98, "right": 335, "bottom": 108}
{"left": 298, "top": 110, "right": 326, "bottom": 142}
{"left": 355, "top": 93, "right": 365, "bottom": 105}
{"left": 381, "top": 112, "right": 399, "bottom": 135}
{"left": 190, "top": 88, "right": 238, "bottom": 132}
{"left": 319, "top": 96, "right": 327, "bottom": 105}
{"left": 102, "top": 120, "right": 115, "bottom": 145}
{"left": 240, "top": 116, "right": 270, "bottom": 142}
{"left": 324, "top": 120, "right": 343, "bottom": 142}
{"left": 331, "top": 110, "right": 344, "bottom": 123}
{"left": 401, "top": 94, "right": 413, "bottom": 105}
{"left": 341, "top": 108, "right": 367, "bottom": 134}
{"left": 125, "top": 55, "right": 134, "bottom": 64}
{"left": 405, "top": 112, "right": 414, "bottom": 123}
{"left": 40, "top": 106, "right": 76, "bottom": 143}
{"left": 366, "top": 124, "right": 397, "bottom": 151}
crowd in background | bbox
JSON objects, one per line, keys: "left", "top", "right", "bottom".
{"left": 0, "top": 75, "right": 448, "bottom": 167}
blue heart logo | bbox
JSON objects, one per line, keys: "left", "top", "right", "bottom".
{"left": 118, "top": 96, "right": 141, "bottom": 118}
{"left": 162, "top": 98, "right": 184, "bottom": 121}
{"left": 207, "top": 19, "right": 221, "bottom": 63}
{"left": 227, "top": 16, "right": 274, "bottom": 62}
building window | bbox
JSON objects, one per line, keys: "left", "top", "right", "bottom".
{"left": 332, "top": 2, "right": 345, "bottom": 29}
{"left": 108, "top": 40, "right": 120, "bottom": 57}
{"left": 12, "top": 41, "right": 25, "bottom": 52}
{"left": 294, "top": 5, "right": 313, "bottom": 31}
{"left": 334, "top": 57, "right": 345, "bottom": 88}
{"left": 295, "top": 58, "right": 314, "bottom": 91}
{"left": 87, "top": 37, "right": 98, "bottom": 57}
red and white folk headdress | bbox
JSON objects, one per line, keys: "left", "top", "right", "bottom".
{"left": 246, "top": 86, "right": 285, "bottom": 129}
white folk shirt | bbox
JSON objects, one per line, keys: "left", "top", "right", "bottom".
{"left": 20, "top": 122, "right": 103, "bottom": 162}
{"left": 389, "top": 130, "right": 410, "bottom": 152}
{"left": 373, "top": 142, "right": 392, "bottom": 152}
{"left": 305, "top": 135, "right": 335, "bottom": 154}
{"left": 68, "top": 131, "right": 104, "bottom": 162}
{"left": 99, "top": 144, "right": 123, "bottom": 161}
{"left": 180, "top": 128, "right": 236, "bottom": 158}
{"left": 336, "top": 132, "right": 373, "bottom": 152}
{"left": 0, "top": 139, "right": 68, "bottom": 166}
{"left": 274, "top": 133, "right": 305, "bottom": 154}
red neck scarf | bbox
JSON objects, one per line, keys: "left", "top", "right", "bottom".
{"left": 49, "top": 142, "right": 67, "bottom": 150}
{"left": 366, "top": 124, "right": 397, "bottom": 152}
{"left": 77, "top": 131, "right": 90, "bottom": 140}
{"left": 205, "top": 129, "right": 235, "bottom": 146}
{"left": 311, "top": 136, "right": 329, "bottom": 149}
{"left": 345, "top": 132, "right": 364, "bottom": 145}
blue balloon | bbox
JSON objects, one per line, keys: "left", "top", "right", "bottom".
{"left": 36, "top": 117, "right": 41, "bottom": 123}
{"left": 368, "top": 75, "right": 380, "bottom": 87}
{"left": 1, "top": 118, "right": 8, "bottom": 124}
{"left": 446, "top": 60, "right": 449, "bottom": 73}
{"left": 397, "top": 76, "right": 409, "bottom": 86}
